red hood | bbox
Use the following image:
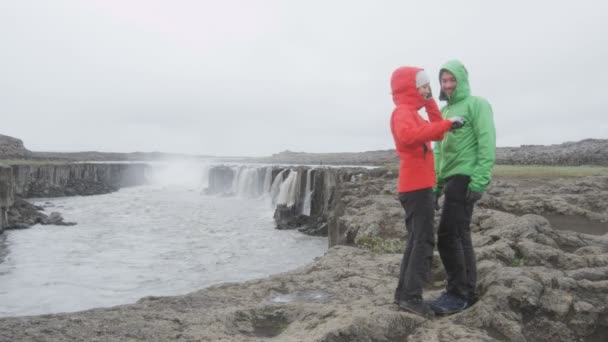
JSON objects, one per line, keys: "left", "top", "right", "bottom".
{"left": 391, "top": 66, "right": 426, "bottom": 109}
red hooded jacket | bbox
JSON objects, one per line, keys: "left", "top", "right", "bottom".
{"left": 390, "top": 67, "right": 453, "bottom": 193}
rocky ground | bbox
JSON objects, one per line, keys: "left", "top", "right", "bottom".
{"left": 1, "top": 169, "right": 607, "bottom": 341}
{"left": 0, "top": 210, "right": 606, "bottom": 341}
{"left": 483, "top": 176, "right": 608, "bottom": 228}
{"left": 329, "top": 170, "right": 608, "bottom": 251}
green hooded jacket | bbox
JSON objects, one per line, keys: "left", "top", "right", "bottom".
{"left": 433, "top": 60, "right": 496, "bottom": 193}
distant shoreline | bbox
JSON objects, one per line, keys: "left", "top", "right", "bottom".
{"left": 2, "top": 133, "right": 607, "bottom": 166}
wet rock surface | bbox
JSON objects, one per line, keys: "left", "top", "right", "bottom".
{"left": 1, "top": 210, "right": 606, "bottom": 342}
{"left": 5, "top": 198, "right": 76, "bottom": 229}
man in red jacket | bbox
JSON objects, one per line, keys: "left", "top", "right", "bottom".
{"left": 390, "top": 66, "right": 463, "bottom": 317}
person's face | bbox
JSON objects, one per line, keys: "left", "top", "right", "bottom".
{"left": 440, "top": 71, "right": 457, "bottom": 98}
{"left": 417, "top": 83, "right": 431, "bottom": 99}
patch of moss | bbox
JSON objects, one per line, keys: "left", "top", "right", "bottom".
{"left": 382, "top": 162, "right": 399, "bottom": 171}
{"left": 355, "top": 236, "right": 403, "bottom": 254}
{"left": 511, "top": 256, "right": 526, "bottom": 267}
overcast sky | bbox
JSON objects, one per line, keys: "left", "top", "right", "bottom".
{"left": 1, "top": 0, "right": 606, "bottom": 157}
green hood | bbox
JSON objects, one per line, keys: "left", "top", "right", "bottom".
{"left": 439, "top": 60, "right": 470, "bottom": 104}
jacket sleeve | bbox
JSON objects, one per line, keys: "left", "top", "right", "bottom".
{"left": 433, "top": 140, "right": 443, "bottom": 193}
{"left": 469, "top": 98, "right": 496, "bottom": 193}
{"left": 425, "top": 99, "right": 444, "bottom": 122}
{"left": 392, "top": 108, "right": 452, "bottom": 147}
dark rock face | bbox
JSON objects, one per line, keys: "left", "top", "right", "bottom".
{"left": 5, "top": 198, "right": 75, "bottom": 229}
{"left": 11, "top": 163, "right": 147, "bottom": 198}
{"left": 273, "top": 204, "right": 302, "bottom": 229}
{"left": 0, "top": 164, "right": 14, "bottom": 233}
{"left": 0, "top": 163, "right": 147, "bottom": 232}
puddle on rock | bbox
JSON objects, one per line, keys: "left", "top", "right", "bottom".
{"left": 542, "top": 214, "right": 608, "bottom": 236}
{"left": 270, "top": 290, "right": 330, "bottom": 303}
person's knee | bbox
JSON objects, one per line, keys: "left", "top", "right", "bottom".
{"left": 436, "top": 235, "right": 451, "bottom": 248}
{"left": 438, "top": 227, "right": 460, "bottom": 239}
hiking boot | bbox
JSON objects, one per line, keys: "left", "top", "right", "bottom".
{"left": 398, "top": 298, "right": 435, "bottom": 318}
{"left": 467, "top": 294, "right": 479, "bottom": 308}
{"left": 430, "top": 292, "right": 468, "bottom": 315}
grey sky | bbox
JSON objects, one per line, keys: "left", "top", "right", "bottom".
{"left": 1, "top": 0, "right": 606, "bottom": 157}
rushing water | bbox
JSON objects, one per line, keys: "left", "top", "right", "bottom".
{"left": 0, "top": 162, "right": 327, "bottom": 317}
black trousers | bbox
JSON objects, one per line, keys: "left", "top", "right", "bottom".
{"left": 394, "top": 187, "right": 435, "bottom": 301}
{"left": 437, "top": 175, "right": 477, "bottom": 300}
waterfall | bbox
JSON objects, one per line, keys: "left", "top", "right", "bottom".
{"left": 230, "top": 166, "right": 243, "bottom": 194}
{"left": 270, "top": 169, "right": 288, "bottom": 205}
{"left": 276, "top": 170, "right": 300, "bottom": 207}
{"left": 262, "top": 167, "right": 273, "bottom": 193}
{"left": 301, "top": 169, "right": 313, "bottom": 216}
{"left": 231, "top": 166, "right": 269, "bottom": 198}
{"left": 200, "top": 164, "right": 210, "bottom": 190}
{"left": 205, "top": 165, "right": 315, "bottom": 214}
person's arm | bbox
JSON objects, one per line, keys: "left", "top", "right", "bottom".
{"left": 425, "top": 99, "right": 444, "bottom": 123}
{"left": 469, "top": 98, "right": 496, "bottom": 193}
{"left": 392, "top": 108, "right": 452, "bottom": 146}
{"left": 433, "top": 140, "right": 444, "bottom": 194}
